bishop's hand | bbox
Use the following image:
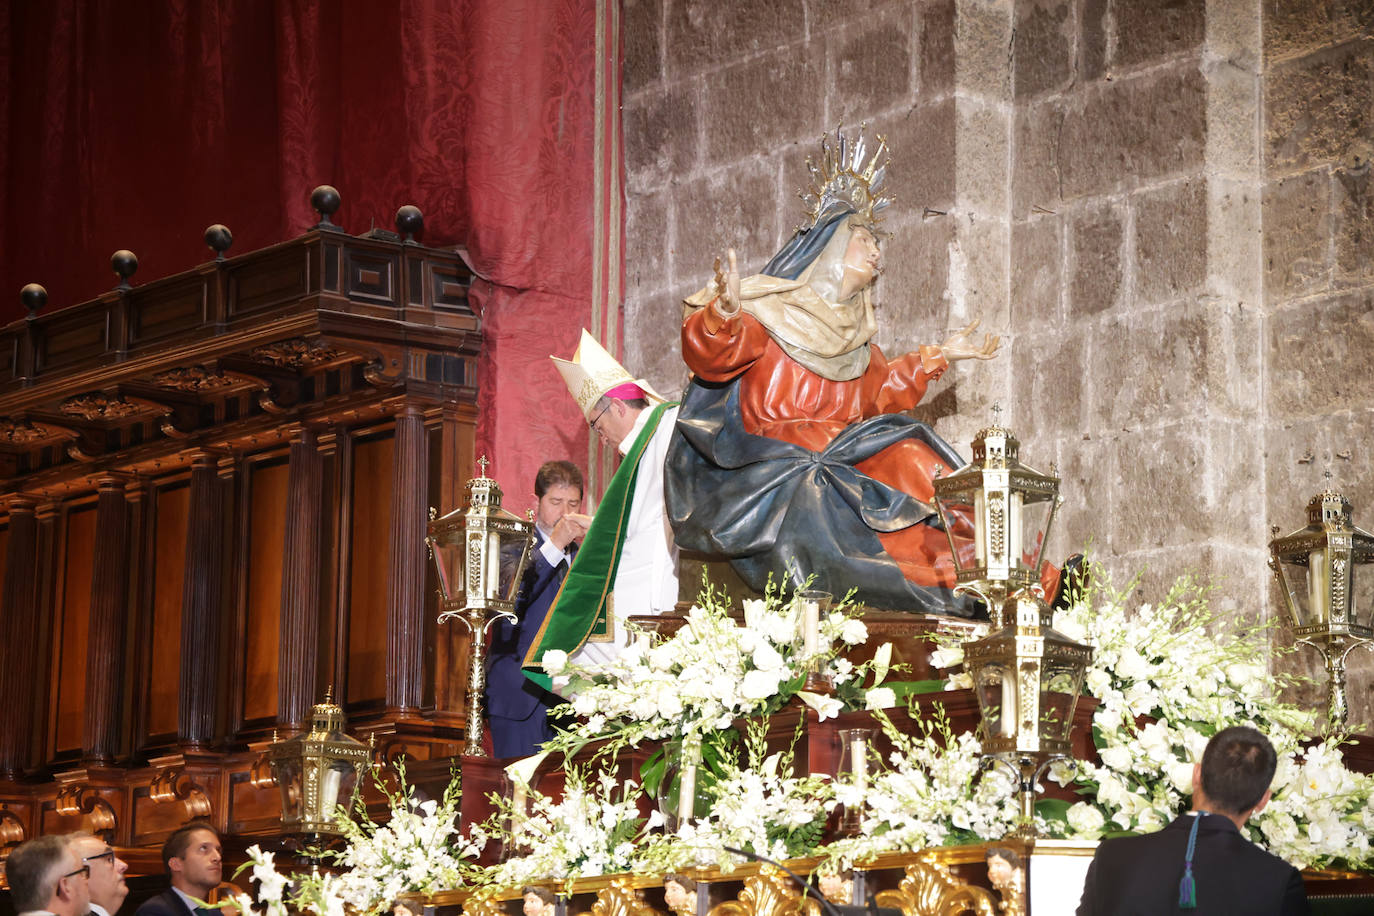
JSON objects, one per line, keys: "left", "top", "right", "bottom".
{"left": 711, "top": 249, "right": 743, "bottom": 319}
{"left": 939, "top": 317, "right": 1001, "bottom": 362}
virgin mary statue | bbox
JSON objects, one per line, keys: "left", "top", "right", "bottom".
{"left": 666, "top": 130, "right": 1056, "bottom": 615}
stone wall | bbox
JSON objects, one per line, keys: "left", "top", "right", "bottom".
{"left": 622, "top": 0, "right": 1373, "bottom": 727}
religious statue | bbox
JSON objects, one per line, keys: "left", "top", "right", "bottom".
{"left": 667, "top": 128, "right": 1058, "bottom": 615}
{"left": 985, "top": 847, "right": 1026, "bottom": 916}
{"left": 522, "top": 886, "right": 558, "bottom": 916}
{"left": 662, "top": 874, "right": 697, "bottom": 916}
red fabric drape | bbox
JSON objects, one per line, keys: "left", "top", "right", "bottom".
{"left": 0, "top": 0, "right": 598, "bottom": 504}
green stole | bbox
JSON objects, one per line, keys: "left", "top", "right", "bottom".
{"left": 523, "top": 402, "right": 677, "bottom": 689}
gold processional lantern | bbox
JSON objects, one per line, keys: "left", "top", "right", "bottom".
{"left": 933, "top": 412, "right": 1093, "bottom": 838}
{"left": 1267, "top": 483, "right": 1374, "bottom": 725}
{"left": 931, "top": 415, "right": 1061, "bottom": 624}
{"left": 266, "top": 691, "right": 371, "bottom": 837}
{"left": 426, "top": 456, "right": 535, "bottom": 756}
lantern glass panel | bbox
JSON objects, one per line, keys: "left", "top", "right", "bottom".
{"left": 322, "top": 759, "right": 357, "bottom": 817}
{"left": 973, "top": 660, "right": 1014, "bottom": 739}
{"left": 1017, "top": 493, "right": 1055, "bottom": 578}
{"left": 1040, "top": 666, "right": 1082, "bottom": 745}
{"left": 1277, "top": 555, "right": 1321, "bottom": 627}
{"left": 430, "top": 524, "right": 464, "bottom": 604}
{"left": 275, "top": 758, "right": 302, "bottom": 822}
{"left": 1354, "top": 558, "right": 1374, "bottom": 631}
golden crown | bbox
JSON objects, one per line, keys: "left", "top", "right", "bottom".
{"left": 799, "top": 124, "right": 893, "bottom": 231}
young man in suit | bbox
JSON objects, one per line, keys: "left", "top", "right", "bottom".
{"left": 485, "top": 460, "right": 588, "bottom": 758}
{"left": 1076, "top": 725, "right": 1309, "bottom": 915}
{"left": 134, "top": 824, "right": 223, "bottom": 916}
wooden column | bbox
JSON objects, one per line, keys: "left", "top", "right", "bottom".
{"left": 385, "top": 403, "right": 428, "bottom": 714}
{"left": 278, "top": 427, "right": 323, "bottom": 729}
{"left": 178, "top": 453, "right": 226, "bottom": 748}
{"left": 83, "top": 476, "right": 131, "bottom": 764}
{"left": 0, "top": 499, "right": 39, "bottom": 777}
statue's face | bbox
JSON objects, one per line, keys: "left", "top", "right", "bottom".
{"left": 663, "top": 881, "right": 688, "bottom": 908}
{"left": 839, "top": 227, "right": 881, "bottom": 299}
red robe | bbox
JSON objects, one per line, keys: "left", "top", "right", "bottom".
{"left": 682, "top": 306, "right": 975, "bottom": 588}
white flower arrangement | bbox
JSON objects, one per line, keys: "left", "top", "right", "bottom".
{"left": 228, "top": 762, "right": 480, "bottom": 916}
{"left": 479, "top": 767, "right": 652, "bottom": 890}
{"left": 541, "top": 579, "right": 891, "bottom": 754}
{"left": 637, "top": 719, "right": 837, "bottom": 873}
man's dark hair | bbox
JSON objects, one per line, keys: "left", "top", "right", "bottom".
{"left": 7, "top": 834, "right": 73, "bottom": 912}
{"left": 160, "top": 822, "right": 220, "bottom": 873}
{"left": 1199, "top": 725, "right": 1278, "bottom": 815}
{"left": 522, "top": 886, "right": 557, "bottom": 905}
{"left": 534, "top": 461, "right": 584, "bottom": 499}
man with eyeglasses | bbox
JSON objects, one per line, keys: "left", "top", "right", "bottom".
{"left": 5, "top": 834, "right": 91, "bottom": 916}
{"left": 524, "top": 331, "right": 680, "bottom": 686}
{"left": 68, "top": 832, "right": 129, "bottom": 916}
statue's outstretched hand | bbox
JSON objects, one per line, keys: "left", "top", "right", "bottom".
{"left": 939, "top": 318, "right": 1001, "bottom": 362}
{"left": 711, "top": 249, "right": 743, "bottom": 318}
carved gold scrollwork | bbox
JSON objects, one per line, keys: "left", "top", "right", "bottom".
{"left": 460, "top": 895, "right": 508, "bottom": 916}
{"left": 0, "top": 806, "right": 26, "bottom": 850}
{"left": 708, "top": 867, "right": 804, "bottom": 916}
{"left": 873, "top": 858, "right": 999, "bottom": 916}
{"left": 149, "top": 766, "right": 212, "bottom": 820}
{"left": 593, "top": 878, "right": 660, "bottom": 916}
{"left": 54, "top": 785, "right": 117, "bottom": 836}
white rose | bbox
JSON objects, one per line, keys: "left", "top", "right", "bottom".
{"left": 542, "top": 650, "right": 568, "bottom": 675}
{"left": 740, "top": 668, "right": 783, "bottom": 701}
{"left": 839, "top": 617, "right": 868, "bottom": 645}
{"left": 1066, "top": 802, "right": 1106, "bottom": 838}
{"left": 865, "top": 687, "right": 896, "bottom": 710}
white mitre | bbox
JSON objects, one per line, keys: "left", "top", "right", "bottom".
{"left": 551, "top": 329, "right": 665, "bottom": 420}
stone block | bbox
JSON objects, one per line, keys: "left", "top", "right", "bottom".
{"left": 1334, "top": 162, "right": 1374, "bottom": 286}
{"left": 1206, "top": 176, "right": 1262, "bottom": 305}
{"left": 919, "top": 0, "right": 955, "bottom": 97}
{"left": 1205, "top": 0, "right": 1261, "bottom": 72}
{"left": 1265, "top": 39, "right": 1374, "bottom": 176}
{"left": 1200, "top": 297, "right": 1262, "bottom": 418}
{"left": 1205, "top": 58, "right": 1260, "bottom": 178}
{"left": 808, "top": 0, "right": 912, "bottom": 23}
{"left": 829, "top": 5, "right": 916, "bottom": 125}
{"left": 1262, "top": 170, "right": 1331, "bottom": 301}
{"left": 1048, "top": 434, "right": 1119, "bottom": 557}
{"left": 955, "top": 99, "right": 1011, "bottom": 215}
{"left": 1263, "top": 0, "right": 1374, "bottom": 63}
{"left": 1078, "top": 0, "right": 1108, "bottom": 82}
{"left": 1090, "top": 302, "right": 1217, "bottom": 430}
{"left": 953, "top": 215, "right": 1011, "bottom": 324}
{"left": 623, "top": 291, "right": 690, "bottom": 401}
{"left": 883, "top": 98, "right": 956, "bottom": 213}
{"left": 1015, "top": 323, "right": 1084, "bottom": 442}
{"left": 1111, "top": 0, "right": 1205, "bottom": 70}
{"left": 1011, "top": 98, "right": 1066, "bottom": 218}
{"left": 624, "top": 84, "right": 700, "bottom": 194}
{"left": 668, "top": 157, "right": 782, "bottom": 295}
{"left": 1068, "top": 201, "right": 1124, "bottom": 318}
{"left": 625, "top": 186, "right": 672, "bottom": 307}
{"left": 624, "top": 0, "right": 664, "bottom": 95}
{"left": 1059, "top": 66, "right": 1206, "bottom": 200}
{"left": 870, "top": 211, "right": 954, "bottom": 354}
{"left": 701, "top": 48, "right": 825, "bottom": 166}
{"left": 953, "top": 0, "right": 1011, "bottom": 101}
{"left": 1134, "top": 178, "right": 1207, "bottom": 305}
{"left": 1110, "top": 423, "right": 1214, "bottom": 549}
{"left": 664, "top": 0, "right": 808, "bottom": 78}
{"left": 1266, "top": 288, "right": 1374, "bottom": 419}
{"left": 1011, "top": 215, "right": 1062, "bottom": 326}
{"left": 1014, "top": 0, "right": 1074, "bottom": 99}
{"left": 1263, "top": 409, "right": 1374, "bottom": 533}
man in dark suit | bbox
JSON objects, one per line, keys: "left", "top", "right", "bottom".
{"left": 485, "top": 460, "right": 588, "bottom": 758}
{"left": 134, "top": 823, "right": 223, "bottom": 916}
{"left": 1076, "top": 725, "right": 1309, "bottom": 915}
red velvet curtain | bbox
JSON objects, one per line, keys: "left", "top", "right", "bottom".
{"left": 0, "top": 0, "right": 600, "bottom": 504}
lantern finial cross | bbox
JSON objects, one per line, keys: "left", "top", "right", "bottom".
{"left": 992, "top": 403, "right": 1003, "bottom": 427}
{"left": 476, "top": 455, "right": 490, "bottom": 477}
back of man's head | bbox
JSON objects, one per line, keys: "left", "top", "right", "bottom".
{"left": 7, "top": 834, "right": 79, "bottom": 914}
{"left": 1199, "top": 725, "right": 1277, "bottom": 816}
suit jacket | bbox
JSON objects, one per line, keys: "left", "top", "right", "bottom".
{"left": 134, "top": 889, "right": 196, "bottom": 916}
{"left": 485, "top": 527, "right": 569, "bottom": 720}
{"left": 1076, "top": 814, "right": 1309, "bottom": 916}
